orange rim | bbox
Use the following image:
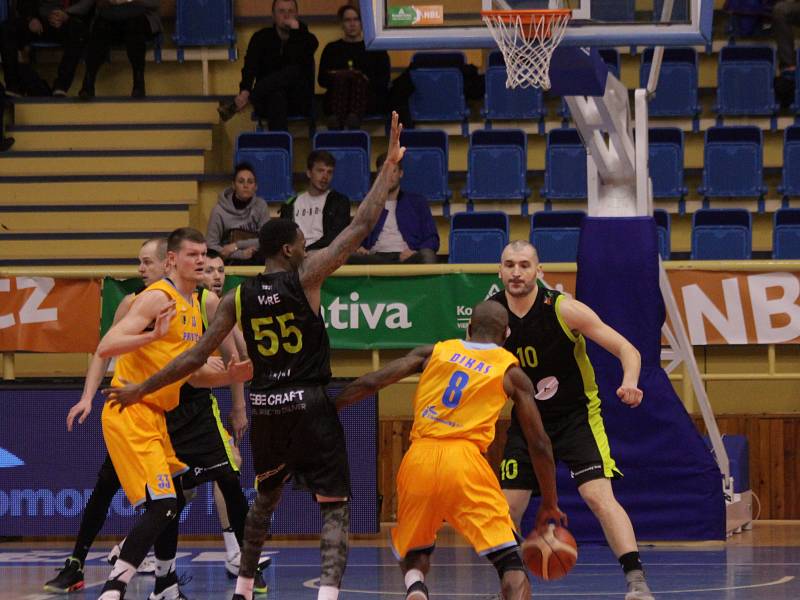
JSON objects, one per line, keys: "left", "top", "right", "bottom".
{"left": 480, "top": 8, "right": 572, "bottom": 25}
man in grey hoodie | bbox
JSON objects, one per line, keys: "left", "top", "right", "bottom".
{"left": 206, "top": 163, "right": 271, "bottom": 265}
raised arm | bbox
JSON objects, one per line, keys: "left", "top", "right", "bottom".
{"left": 558, "top": 297, "right": 643, "bottom": 407}
{"left": 95, "top": 291, "right": 174, "bottom": 359}
{"left": 299, "top": 112, "right": 406, "bottom": 297}
{"left": 504, "top": 365, "right": 566, "bottom": 531}
{"left": 335, "top": 345, "right": 434, "bottom": 411}
{"left": 103, "top": 291, "right": 241, "bottom": 407}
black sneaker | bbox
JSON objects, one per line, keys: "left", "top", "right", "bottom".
{"left": 254, "top": 559, "right": 269, "bottom": 594}
{"left": 231, "top": 595, "right": 247, "bottom": 600}
{"left": 43, "top": 557, "right": 85, "bottom": 593}
{"left": 406, "top": 580, "right": 429, "bottom": 600}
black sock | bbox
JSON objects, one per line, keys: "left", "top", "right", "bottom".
{"left": 618, "top": 551, "right": 643, "bottom": 574}
{"left": 71, "top": 457, "right": 122, "bottom": 566}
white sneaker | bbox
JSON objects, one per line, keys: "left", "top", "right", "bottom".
{"left": 148, "top": 583, "right": 187, "bottom": 600}
{"left": 107, "top": 544, "right": 156, "bottom": 574}
{"left": 625, "top": 570, "right": 655, "bottom": 600}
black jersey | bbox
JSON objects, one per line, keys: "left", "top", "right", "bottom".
{"left": 490, "top": 287, "right": 601, "bottom": 419}
{"left": 236, "top": 270, "right": 331, "bottom": 391}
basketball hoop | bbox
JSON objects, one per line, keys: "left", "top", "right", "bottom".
{"left": 481, "top": 9, "right": 572, "bottom": 91}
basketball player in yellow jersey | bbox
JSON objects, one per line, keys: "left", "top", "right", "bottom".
{"left": 96, "top": 227, "right": 252, "bottom": 600}
{"left": 335, "top": 301, "right": 566, "bottom": 600}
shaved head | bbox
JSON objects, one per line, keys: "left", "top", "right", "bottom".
{"left": 468, "top": 301, "right": 509, "bottom": 343}
{"left": 501, "top": 240, "right": 538, "bottom": 262}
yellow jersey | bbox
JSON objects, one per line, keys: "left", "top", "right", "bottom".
{"left": 410, "top": 339, "right": 519, "bottom": 452}
{"left": 111, "top": 278, "right": 202, "bottom": 412}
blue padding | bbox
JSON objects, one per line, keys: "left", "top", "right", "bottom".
{"left": 704, "top": 435, "right": 749, "bottom": 494}
{"left": 523, "top": 218, "right": 726, "bottom": 542}
{"left": 549, "top": 47, "right": 609, "bottom": 97}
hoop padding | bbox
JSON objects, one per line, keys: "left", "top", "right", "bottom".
{"left": 482, "top": 9, "right": 571, "bottom": 91}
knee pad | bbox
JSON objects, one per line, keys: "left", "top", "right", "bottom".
{"left": 488, "top": 547, "right": 525, "bottom": 579}
{"left": 147, "top": 497, "right": 179, "bottom": 523}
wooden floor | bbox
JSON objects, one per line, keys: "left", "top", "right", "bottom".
{"left": 2, "top": 521, "right": 799, "bottom": 599}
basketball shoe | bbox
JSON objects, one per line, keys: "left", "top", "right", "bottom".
{"left": 43, "top": 557, "right": 85, "bottom": 593}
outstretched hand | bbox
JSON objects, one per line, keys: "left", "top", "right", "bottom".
{"left": 102, "top": 378, "right": 144, "bottom": 411}
{"left": 385, "top": 111, "right": 406, "bottom": 165}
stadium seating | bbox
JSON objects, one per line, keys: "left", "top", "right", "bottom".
{"left": 541, "top": 129, "right": 587, "bottom": 203}
{"left": 482, "top": 50, "right": 545, "bottom": 132}
{"left": 398, "top": 129, "right": 451, "bottom": 204}
{"left": 773, "top": 208, "right": 800, "bottom": 259}
{"left": 449, "top": 211, "right": 509, "bottom": 264}
{"left": 699, "top": 126, "right": 766, "bottom": 206}
{"left": 654, "top": 208, "right": 671, "bottom": 260}
{"left": 174, "top": 0, "right": 236, "bottom": 62}
{"left": 779, "top": 125, "right": 800, "bottom": 203}
{"left": 312, "top": 130, "right": 371, "bottom": 201}
{"left": 234, "top": 132, "right": 293, "bottom": 203}
{"left": 591, "top": 0, "right": 635, "bottom": 21}
{"left": 463, "top": 129, "right": 529, "bottom": 208}
{"left": 409, "top": 52, "right": 470, "bottom": 134}
{"left": 640, "top": 48, "right": 701, "bottom": 126}
{"left": 530, "top": 210, "right": 585, "bottom": 263}
{"left": 714, "top": 46, "right": 778, "bottom": 124}
{"left": 654, "top": 0, "right": 689, "bottom": 20}
{"left": 691, "top": 208, "right": 752, "bottom": 260}
{"left": 648, "top": 127, "right": 687, "bottom": 201}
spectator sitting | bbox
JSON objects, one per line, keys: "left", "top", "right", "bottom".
{"left": 318, "top": 4, "right": 390, "bottom": 130}
{"left": 279, "top": 149, "right": 350, "bottom": 250}
{"left": 206, "top": 162, "right": 270, "bottom": 265}
{"left": 350, "top": 152, "right": 439, "bottom": 264}
{"left": 0, "top": 0, "right": 91, "bottom": 97}
{"left": 773, "top": 0, "right": 800, "bottom": 108}
{"left": 218, "top": 0, "right": 318, "bottom": 131}
{"left": 78, "top": 0, "right": 161, "bottom": 99}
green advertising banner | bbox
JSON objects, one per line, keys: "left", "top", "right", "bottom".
{"left": 100, "top": 278, "right": 144, "bottom": 336}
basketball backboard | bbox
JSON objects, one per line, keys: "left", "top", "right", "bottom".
{"left": 360, "top": 0, "right": 713, "bottom": 50}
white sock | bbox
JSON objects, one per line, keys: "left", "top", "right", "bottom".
{"left": 317, "top": 585, "right": 339, "bottom": 600}
{"left": 98, "top": 591, "right": 123, "bottom": 600}
{"left": 223, "top": 529, "right": 240, "bottom": 558}
{"left": 108, "top": 559, "right": 137, "bottom": 584}
{"left": 155, "top": 557, "right": 175, "bottom": 578}
{"left": 235, "top": 576, "right": 254, "bottom": 598}
{"left": 405, "top": 568, "right": 424, "bottom": 589}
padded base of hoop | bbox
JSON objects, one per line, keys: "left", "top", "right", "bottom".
{"left": 548, "top": 47, "right": 609, "bottom": 96}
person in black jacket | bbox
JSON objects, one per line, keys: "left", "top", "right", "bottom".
{"left": 218, "top": 0, "right": 318, "bottom": 131}
{"left": 0, "top": 82, "right": 15, "bottom": 152}
{"left": 318, "top": 4, "right": 390, "bottom": 129}
{"left": 279, "top": 150, "right": 350, "bottom": 250}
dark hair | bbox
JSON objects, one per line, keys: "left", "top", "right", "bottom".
{"left": 234, "top": 162, "right": 256, "bottom": 181}
{"left": 307, "top": 149, "right": 336, "bottom": 170}
{"left": 337, "top": 4, "right": 360, "bottom": 20}
{"left": 376, "top": 152, "right": 402, "bottom": 171}
{"left": 206, "top": 248, "right": 222, "bottom": 261}
{"left": 271, "top": 0, "right": 298, "bottom": 12}
{"left": 259, "top": 219, "right": 300, "bottom": 258}
{"left": 469, "top": 301, "right": 509, "bottom": 340}
{"left": 167, "top": 227, "right": 206, "bottom": 253}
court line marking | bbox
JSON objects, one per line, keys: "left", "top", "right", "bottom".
{"left": 302, "top": 575, "right": 796, "bottom": 596}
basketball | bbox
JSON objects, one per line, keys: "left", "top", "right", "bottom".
{"left": 522, "top": 523, "right": 578, "bottom": 581}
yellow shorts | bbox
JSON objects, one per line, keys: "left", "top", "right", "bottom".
{"left": 391, "top": 438, "right": 518, "bottom": 559}
{"left": 102, "top": 401, "right": 187, "bottom": 507}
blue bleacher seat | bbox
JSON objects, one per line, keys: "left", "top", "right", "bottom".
{"left": 648, "top": 127, "right": 687, "bottom": 200}
{"left": 482, "top": 50, "right": 545, "bottom": 131}
{"left": 793, "top": 49, "right": 800, "bottom": 113}
{"left": 530, "top": 210, "right": 585, "bottom": 263}
{"left": 591, "top": 0, "right": 635, "bottom": 21}
{"left": 398, "top": 129, "right": 450, "bottom": 203}
{"left": 699, "top": 126, "right": 766, "bottom": 204}
{"left": 691, "top": 208, "right": 752, "bottom": 260}
{"left": 312, "top": 130, "right": 370, "bottom": 201}
{"left": 654, "top": 0, "right": 689, "bottom": 20}
{"left": 234, "top": 132, "right": 293, "bottom": 203}
{"left": 541, "top": 129, "right": 587, "bottom": 202}
{"left": 0, "top": 0, "right": 7, "bottom": 23}
{"left": 773, "top": 208, "right": 800, "bottom": 259}
{"left": 463, "top": 129, "right": 529, "bottom": 205}
{"left": 779, "top": 125, "right": 800, "bottom": 202}
{"left": 714, "top": 46, "right": 778, "bottom": 121}
{"left": 654, "top": 208, "right": 671, "bottom": 260}
{"left": 640, "top": 48, "right": 701, "bottom": 122}
{"left": 174, "top": 0, "right": 236, "bottom": 61}
{"left": 409, "top": 52, "right": 470, "bottom": 132}
{"left": 449, "top": 210, "right": 509, "bottom": 263}
{"left": 559, "top": 49, "right": 619, "bottom": 121}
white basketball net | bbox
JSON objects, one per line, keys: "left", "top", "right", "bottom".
{"left": 482, "top": 10, "right": 571, "bottom": 91}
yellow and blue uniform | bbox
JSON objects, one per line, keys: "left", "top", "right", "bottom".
{"left": 392, "top": 339, "right": 519, "bottom": 559}
{"left": 102, "top": 279, "right": 202, "bottom": 507}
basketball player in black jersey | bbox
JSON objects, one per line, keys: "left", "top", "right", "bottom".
{"left": 105, "top": 111, "right": 407, "bottom": 600}
{"left": 490, "top": 240, "right": 654, "bottom": 600}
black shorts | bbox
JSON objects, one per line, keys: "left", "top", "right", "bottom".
{"left": 249, "top": 384, "right": 350, "bottom": 499}
{"left": 500, "top": 408, "right": 620, "bottom": 494}
{"left": 166, "top": 392, "right": 238, "bottom": 490}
